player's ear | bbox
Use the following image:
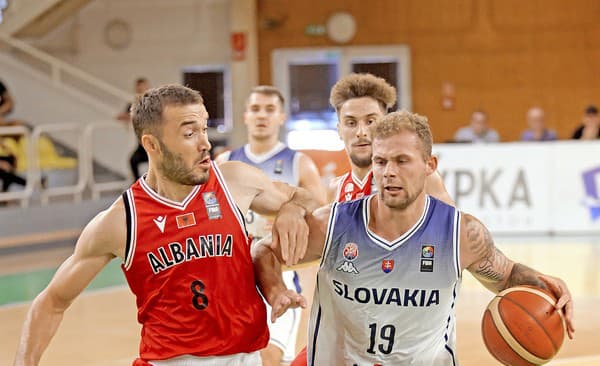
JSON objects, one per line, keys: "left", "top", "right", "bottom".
{"left": 141, "top": 134, "right": 159, "bottom": 154}
{"left": 426, "top": 154, "right": 437, "bottom": 175}
{"left": 279, "top": 112, "right": 287, "bottom": 126}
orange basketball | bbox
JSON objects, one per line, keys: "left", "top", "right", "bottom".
{"left": 481, "top": 285, "right": 565, "bottom": 365}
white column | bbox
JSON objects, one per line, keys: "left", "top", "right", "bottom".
{"left": 229, "top": 0, "right": 258, "bottom": 148}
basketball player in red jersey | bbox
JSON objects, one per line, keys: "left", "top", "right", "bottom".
{"left": 14, "top": 85, "right": 320, "bottom": 366}
{"left": 327, "top": 73, "right": 452, "bottom": 204}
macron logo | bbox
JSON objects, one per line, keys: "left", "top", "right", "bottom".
{"left": 153, "top": 215, "right": 166, "bottom": 233}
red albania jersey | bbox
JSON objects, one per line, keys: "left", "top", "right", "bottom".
{"left": 121, "top": 162, "right": 268, "bottom": 361}
{"left": 335, "top": 170, "right": 375, "bottom": 202}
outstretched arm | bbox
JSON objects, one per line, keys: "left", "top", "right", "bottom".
{"left": 14, "top": 203, "right": 124, "bottom": 366}
{"left": 252, "top": 240, "right": 306, "bottom": 323}
{"left": 297, "top": 153, "right": 328, "bottom": 205}
{"left": 219, "top": 161, "right": 320, "bottom": 265}
{"left": 253, "top": 203, "right": 331, "bottom": 266}
{"left": 460, "top": 213, "right": 575, "bottom": 339}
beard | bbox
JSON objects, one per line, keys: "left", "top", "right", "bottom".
{"left": 379, "top": 186, "right": 423, "bottom": 210}
{"left": 349, "top": 152, "right": 372, "bottom": 168}
{"left": 157, "top": 140, "right": 209, "bottom": 186}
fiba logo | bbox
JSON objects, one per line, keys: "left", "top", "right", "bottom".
{"left": 581, "top": 166, "right": 600, "bottom": 221}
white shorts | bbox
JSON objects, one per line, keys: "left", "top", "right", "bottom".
{"left": 265, "top": 270, "right": 302, "bottom": 362}
{"left": 149, "top": 352, "right": 261, "bottom": 366}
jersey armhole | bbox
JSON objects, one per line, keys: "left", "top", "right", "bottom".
{"left": 211, "top": 162, "right": 249, "bottom": 242}
{"left": 318, "top": 202, "right": 339, "bottom": 269}
{"left": 453, "top": 209, "right": 461, "bottom": 279}
{"left": 121, "top": 190, "right": 137, "bottom": 270}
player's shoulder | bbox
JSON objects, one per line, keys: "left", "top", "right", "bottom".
{"left": 78, "top": 196, "right": 127, "bottom": 256}
{"left": 325, "top": 174, "right": 346, "bottom": 201}
{"left": 217, "top": 160, "right": 253, "bottom": 175}
{"left": 329, "top": 173, "right": 347, "bottom": 191}
{"left": 214, "top": 150, "right": 232, "bottom": 164}
{"left": 216, "top": 160, "right": 267, "bottom": 189}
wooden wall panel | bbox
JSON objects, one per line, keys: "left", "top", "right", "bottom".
{"left": 258, "top": 0, "right": 600, "bottom": 142}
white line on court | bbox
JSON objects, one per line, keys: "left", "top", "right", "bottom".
{"left": 0, "top": 285, "right": 129, "bottom": 311}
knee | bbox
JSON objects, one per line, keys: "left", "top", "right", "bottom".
{"left": 260, "top": 344, "right": 284, "bottom": 366}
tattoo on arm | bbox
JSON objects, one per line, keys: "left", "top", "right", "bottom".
{"left": 466, "top": 215, "right": 510, "bottom": 284}
{"left": 506, "top": 263, "right": 546, "bottom": 290}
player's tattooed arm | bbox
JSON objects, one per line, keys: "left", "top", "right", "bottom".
{"left": 462, "top": 214, "right": 545, "bottom": 293}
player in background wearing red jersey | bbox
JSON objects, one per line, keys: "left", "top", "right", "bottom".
{"left": 328, "top": 73, "right": 451, "bottom": 204}
{"left": 14, "top": 85, "right": 320, "bottom": 366}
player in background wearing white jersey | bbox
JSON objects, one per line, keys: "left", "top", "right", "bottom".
{"left": 216, "top": 86, "right": 327, "bottom": 366}
{"left": 265, "top": 110, "right": 575, "bottom": 365}
{"left": 328, "top": 73, "right": 451, "bottom": 204}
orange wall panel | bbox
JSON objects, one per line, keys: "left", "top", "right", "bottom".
{"left": 258, "top": 0, "right": 600, "bottom": 142}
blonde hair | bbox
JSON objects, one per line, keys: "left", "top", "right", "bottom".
{"left": 329, "top": 73, "right": 396, "bottom": 113}
{"left": 372, "top": 110, "right": 433, "bottom": 159}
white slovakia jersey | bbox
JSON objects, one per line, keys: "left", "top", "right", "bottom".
{"left": 308, "top": 195, "right": 462, "bottom": 366}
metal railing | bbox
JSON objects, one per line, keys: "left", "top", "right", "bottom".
{"left": 0, "top": 125, "right": 35, "bottom": 207}
{"left": 84, "top": 122, "right": 131, "bottom": 200}
{"left": 35, "top": 123, "right": 87, "bottom": 205}
{"left": 0, "top": 122, "right": 132, "bottom": 206}
{"left": 0, "top": 32, "right": 132, "bottom": 105}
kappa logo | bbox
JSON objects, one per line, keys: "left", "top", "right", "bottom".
{"left": 153, "top": 215, "right": 166, "bottom": 233}
{"left": 336, "top": 261, "right": 360, "bottom": 274}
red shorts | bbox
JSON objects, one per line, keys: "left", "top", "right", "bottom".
{"left": 290, "top": 347, "right": 307, "bottom": 366}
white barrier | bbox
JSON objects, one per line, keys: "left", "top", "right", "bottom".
{"left": 0, "top": 122, "right": 129, "bottom": 206}
{"left": 434, "top": 141, "right": 600, "bottom": 235}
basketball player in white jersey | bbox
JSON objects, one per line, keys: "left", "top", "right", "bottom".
{"left": 14, "top": 85, "right": 321, "bottom": 366}
{"left": 261, "top": 110, "right": 575, "bottom": 365}
{"left": 216, "top": 86, "right": 327, "bottom": 365}
{"left": 328, "top": 73, "right": 451, "bottom": 204}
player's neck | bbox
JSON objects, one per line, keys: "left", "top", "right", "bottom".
{"left": 369, "top": 193, "right": 427, "bottom": 241}
{"left": 144, "top": 169, "right": 196, "bottom": 202}
{"left": 248, "top": 137, "right": 280, "bottom": 155}
{"left": 351, "top": 164, "right": 372, "bottom": 181}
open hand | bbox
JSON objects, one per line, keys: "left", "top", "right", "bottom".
{"left": 270, "top": 289, "right": 307, "bottom": 323}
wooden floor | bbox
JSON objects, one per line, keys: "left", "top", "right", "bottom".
{"left": 1, "top": 237, "right": 599, "bottom": 365}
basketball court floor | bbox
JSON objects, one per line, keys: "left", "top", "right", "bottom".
{"left": 1, "top": 235, "right": 599, "bottom": 365}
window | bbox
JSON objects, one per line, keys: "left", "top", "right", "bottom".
{"left": 182, "top": 65, "right": 231, "bottom": 135}
{"left": 273, "top": 46, "right": 411, "bottom": 150}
